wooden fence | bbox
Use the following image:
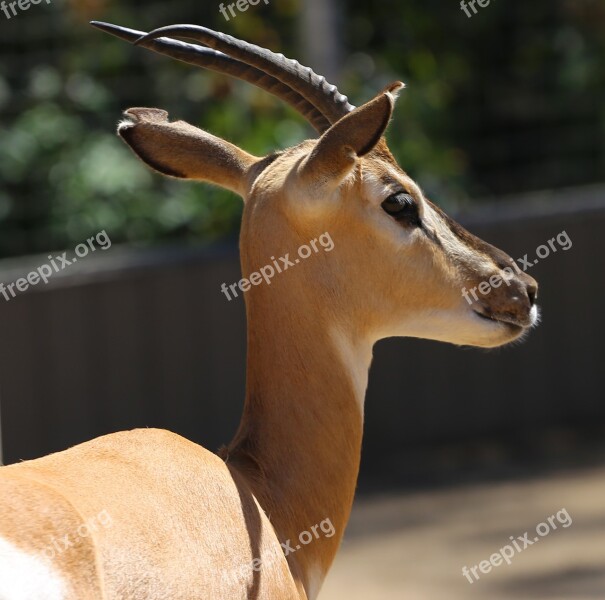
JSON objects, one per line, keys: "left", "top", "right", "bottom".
{"left": 1, "top": 186, "right": 604, "bottom": 467}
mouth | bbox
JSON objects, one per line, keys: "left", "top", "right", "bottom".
{"left": 473, "top": 304, "right": 540, "bottom": 331}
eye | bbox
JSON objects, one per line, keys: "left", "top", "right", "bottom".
{"left": 381, "top": 193, "right": 421, "bottom": 226}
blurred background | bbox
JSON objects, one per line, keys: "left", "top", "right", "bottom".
{"left": 1, "top": 0, "right": 604, "bottom": 597}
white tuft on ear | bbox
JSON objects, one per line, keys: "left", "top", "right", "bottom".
{"left": 117, "top": 118, "right": 136, "bottom": 133}
{"left": 384, "top": 81, "right": 405, "bottom": 102}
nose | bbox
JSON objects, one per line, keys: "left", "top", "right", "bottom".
{"left": 526, "top": 279, "right": 538, "bottom": 306}
{"left": 506, "top": 260, "right": 538, "bottom": 308}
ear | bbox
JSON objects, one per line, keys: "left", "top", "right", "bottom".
{"left": 117, "top": 108, "right": 260, "bottom": 197}
{"left": 298, "top": 82, "right": 404, "bottom": 192}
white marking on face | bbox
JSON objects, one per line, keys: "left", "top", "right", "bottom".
{"left": 363, "top": 162, "right": 426, "bottom": 208}
{"left": 0, "top": 537, "right": 67, "bottom": 600}
{"left": 363, "top": 169, "right": 392, "bottom": 203}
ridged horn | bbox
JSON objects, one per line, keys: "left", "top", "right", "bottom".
{"left": 91, "top": 21, "right": 353, "bottom": 133}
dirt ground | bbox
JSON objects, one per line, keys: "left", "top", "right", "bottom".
{"left": 321, "top": 462, "right": 605, "bottom": 599}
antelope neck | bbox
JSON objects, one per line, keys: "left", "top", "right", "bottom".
{"left": 227, "top": 290, "right": 373, "bottom": 590}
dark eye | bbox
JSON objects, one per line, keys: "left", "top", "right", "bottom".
{"left": 381, "top": 193, "right": 421, "bottom": 226}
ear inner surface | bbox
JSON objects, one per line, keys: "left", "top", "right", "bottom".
{"left": 118, "top": 107, "right": 259, "bottom": 197}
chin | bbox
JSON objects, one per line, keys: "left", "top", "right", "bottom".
{"left": 394, "top": 305, "right": 540, "bottom": 348}
{"left": 470, "top": 323, "right": 530, "bottom": 348}
{"left": 469, "top": 304, "right": 541, "bottom": 348}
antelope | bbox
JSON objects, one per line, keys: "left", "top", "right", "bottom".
{"left": 0, "top": 21, "right": 539, "bottom": 600}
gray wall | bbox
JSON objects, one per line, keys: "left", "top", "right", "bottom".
{"left": 1, "top": 188, "right": 604, "bottom": 466}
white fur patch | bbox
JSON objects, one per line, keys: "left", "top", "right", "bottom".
{"left": 0, "top": 537, "right": 67, "bottom": 600}
{"left": 117, "top": 118, "right": 136, "bottom": 133}
{"left": 329, "top": 327, "right": 372, "bottom": 414}
{"left": 305, "top": 564, "right": 325, "bottom": 600}
{"left": 530, "top": 304, "right": 541, "bottom": 327}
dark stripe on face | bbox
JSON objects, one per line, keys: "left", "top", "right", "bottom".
{"left": 419, "top": 220, "right": 442, "bottom": 247}
{"left": 426, "top": 199, "right": 516, "bottom": 270}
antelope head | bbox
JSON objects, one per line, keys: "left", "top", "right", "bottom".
{"left": 92, "top": 22, "right": 539, "bottom": 350}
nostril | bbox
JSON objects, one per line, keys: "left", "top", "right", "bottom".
{"left": 526, "top": 283, "right": 538, "bottom": 306}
